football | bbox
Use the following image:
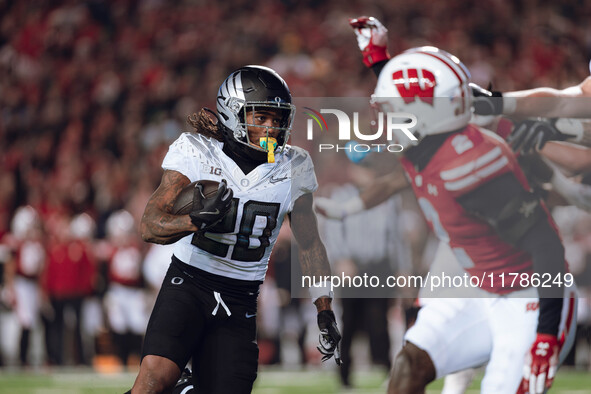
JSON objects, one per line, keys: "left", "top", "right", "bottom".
{"left": 171, "top": 180, "right": 220, "bottom": 215}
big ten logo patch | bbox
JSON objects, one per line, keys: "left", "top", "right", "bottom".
{"left": 202, "top": 163, "right": 222, "bottom": 176}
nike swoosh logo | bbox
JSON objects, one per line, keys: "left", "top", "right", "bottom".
{"left": 269, "top": 175, "right": 288, "bottom": 184}
{"left": 245, "top": 312, "right": 257, "bottom": 319}
{"left": 201, "top": 209, "right": 220, "bottom": 215}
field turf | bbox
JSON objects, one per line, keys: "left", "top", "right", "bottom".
{"left": 0, "top": 367, "right": 589, "bottom": 393}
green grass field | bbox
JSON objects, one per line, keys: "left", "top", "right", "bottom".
{"left": 0, "top": 367, "right": 589, "bottom": 394}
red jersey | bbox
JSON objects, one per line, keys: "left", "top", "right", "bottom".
{"left": 401, "top": 124, "right": 538, "bottom": 294}
{"left": 14, "top": 239, "right": 46, "bottom": 280}
{"left": 44, "top": 240, "right": 95, "bottom": 298}
{"left": 108, "top": 245, "right": 143, "bottom": 287}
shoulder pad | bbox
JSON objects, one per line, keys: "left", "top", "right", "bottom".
{"left": 168, "top": 132, "right": 222, "bottom": 160}
{"left": 283, "top": 145, "right": 315, "bottom": 178}
{"left": 439, "top": 129, "right": 515, "bottom": 196}
{"left": 283, "top": 145, "right": 312, "bottom": 167}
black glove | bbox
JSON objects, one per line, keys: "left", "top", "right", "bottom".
{"left": 172, "top": 368, "right": 194, "bottom": 394}
{"left": 508, "top": 119, "right": 572, "bottom": 154}
{"left": 317, "top": 310, "right": 342, "bottom": 365}
{"left": 189, "top": 179, "right": 233, "bottom": 230}
{"left": 470, "top": 83, "right": 503, "bottom": 116}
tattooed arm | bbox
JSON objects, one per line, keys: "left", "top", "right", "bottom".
{"left": 290, "top": 192, "right": 342, "bottom": 365}
{"left": 140, "top": 170, "right": 198, "bottom": 244}
{"left": 289, "top": 192, "right": 333, "bottom": 312}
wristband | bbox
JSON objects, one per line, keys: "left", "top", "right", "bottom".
{"left": 363, "top": 46, "right": 390, "bottom": 68}
{"left": 309, "top": 280, "right": 334, "bottom": 303}
{"left": 503, "top": 96, "right": 517, "bottom": 114}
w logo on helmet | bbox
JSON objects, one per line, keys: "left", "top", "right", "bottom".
{"left": 392, "top": 69, "right": 436, "bottom": 105}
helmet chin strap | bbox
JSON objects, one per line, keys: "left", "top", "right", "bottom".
{"left": 260, "top": 137, "right": 277, "bottom": 163}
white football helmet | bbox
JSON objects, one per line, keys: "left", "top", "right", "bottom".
{"left": 11, "top": 205, "right": 40, "bottom": 240}
{"left": 70, "top": 213, "right": 96, "bottom": 240}
{"left": 106, "top": 210, "right": 135, "bottom": 240}
{"left": 372, "top": 46, "right": 472, "bottom": 148}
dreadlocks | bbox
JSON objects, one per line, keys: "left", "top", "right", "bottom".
{"left": 187, "top": 108, "right": 224, "bottom": 142}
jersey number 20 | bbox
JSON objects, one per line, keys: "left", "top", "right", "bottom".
{"left": 191, "top": 199, "right": 280, "bottom": 262}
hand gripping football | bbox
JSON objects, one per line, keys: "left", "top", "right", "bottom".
{"left": 172, "top": 180, "right": 220, "bottom": 215}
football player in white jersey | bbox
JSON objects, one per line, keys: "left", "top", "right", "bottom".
{"left": 126, "top": 66, "right": 341, "bottom": 394}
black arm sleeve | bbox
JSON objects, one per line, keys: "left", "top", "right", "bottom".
{"left": 371, "top": 60, "right": 388, "bottom": 77}
{"left": 457, "top": 173, "right": 565, "bottom": 335}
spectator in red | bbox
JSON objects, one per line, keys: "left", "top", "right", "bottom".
{"left": 42, "top": 210, "right": 95, "bottom": 366}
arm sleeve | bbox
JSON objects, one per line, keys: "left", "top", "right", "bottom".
{"left": 371, "top": 60, "right": 388, "bottom": 77}
{"left": 457, "top": 173, "right": 565, "bottom": 335}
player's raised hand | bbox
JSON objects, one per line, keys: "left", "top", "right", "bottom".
{"left": 508, "top": 119, "right": 578, "bottom": 154}
{"left": 317, "top": 310, "right": 342, "bottom": 366}
{"left": 348, "top": 16, "right": 390, "bottom": 68}
{"left": 189, "top": 179, "right": 233, "bottom": 230}
{"left": 519, "top": 334, "right": 559, "bottom": 394}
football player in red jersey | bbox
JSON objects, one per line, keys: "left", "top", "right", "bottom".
{"left": 102, "top": 210, "right": 146, "bottom": 368}
{"left": 2, "top": 206, "right": 46, "bottom": 366}
{"left": 332, "top": 17, "right": 577, "bottom": 394}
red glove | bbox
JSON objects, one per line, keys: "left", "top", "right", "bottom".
{"left": 348, "top": 16, "right": 390, "bottom": 68}
{"left": 519, "top": 334, "right": 559, "bottom": 394}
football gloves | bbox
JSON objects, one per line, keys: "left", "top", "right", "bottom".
{"left": 519, "top": 333, "right": 559, "bottom": 394}
{"left": 508, "top": 119, "right": 577, "bottom": 154}
{"left": 317, "top": 310, "right": 342, "bottom": 366}
{"left": 172, "top": 368, "right": 194, "bottom": 394}
{"left": 189, "top": 179, "right": 233, "bottom": 230}
{"left": 470, "top": 83, "right": 504, "bottom": 116}
{"left": 348, "top": 16, "right": 390, "bottom": 68}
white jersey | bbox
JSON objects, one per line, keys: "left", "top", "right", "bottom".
{"left": 162, "top": 132, "right": 317, "bottom": 281}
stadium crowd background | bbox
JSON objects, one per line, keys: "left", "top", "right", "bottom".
{"left": 0, "top": 0, "right": 590, "bottom": 372}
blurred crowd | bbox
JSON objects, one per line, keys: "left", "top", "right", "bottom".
{"left": 1, "top": 0, "right": 591, "bottom": 372}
